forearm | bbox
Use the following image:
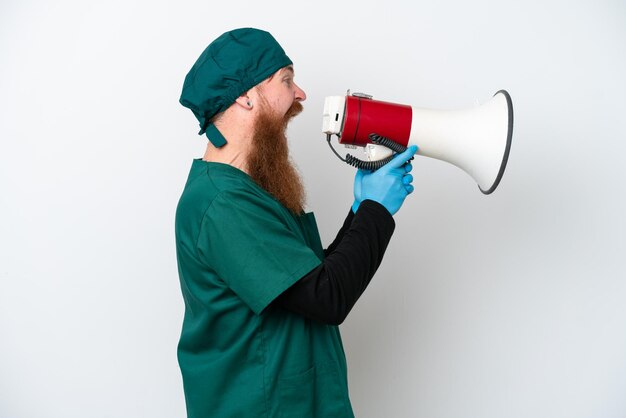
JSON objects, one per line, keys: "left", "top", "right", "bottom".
{"left": 323, "top": 209, "right": 355, "bottom": 257}
{"left": 274, "top": 200, "right": 395, "bottom": 325}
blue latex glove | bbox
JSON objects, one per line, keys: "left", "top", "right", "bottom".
{"left": 352, "top": 145, "right": 418, "bottom": 216}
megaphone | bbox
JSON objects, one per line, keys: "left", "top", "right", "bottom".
{"left": 322, "top": 90, "right": 513, "bottom": 194}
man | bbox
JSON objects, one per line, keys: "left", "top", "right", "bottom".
{"left": 175, "top": 27, "right": 417, "bottom": 418}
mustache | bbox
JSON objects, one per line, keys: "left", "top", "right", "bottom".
{"left": 284, "top": 101, "right": 303, "bottom": 121}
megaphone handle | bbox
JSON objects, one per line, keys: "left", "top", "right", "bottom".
{"left": 326, "top": 133, "right": 412, "bottom": 171}
{"left": 369, "top": 134, "right": 410, "bottom": 154}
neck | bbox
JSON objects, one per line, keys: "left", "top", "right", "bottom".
{"left": 202, "top": 116, "right": 253, "bottom": 173}
{"left": 203, "top": 144, "right": 249, "bottom": 173}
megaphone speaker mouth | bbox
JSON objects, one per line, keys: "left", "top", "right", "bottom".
{"left": 480, "top": 90, "right": 513, "bottom": 195}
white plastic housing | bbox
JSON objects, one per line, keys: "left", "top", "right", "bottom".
{"left": 322, "top": 96, "right": 346, "bottom": 135}
{"left": 365, "top": 144, "right": 394, "bottom": 161}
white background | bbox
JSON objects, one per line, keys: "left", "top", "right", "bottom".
{"left": 1, "top": 1, "right": 625, "bottom": 417}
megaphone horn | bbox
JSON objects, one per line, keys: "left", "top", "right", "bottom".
{"left": 322, "top": 90, "right": 514, "bottom": 194}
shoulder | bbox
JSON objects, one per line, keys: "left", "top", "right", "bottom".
{"left": 177, "top": 160, "right": 290, "bottom": 226}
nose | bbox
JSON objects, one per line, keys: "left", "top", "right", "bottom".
{"left": 294, "top": 83, "right": 307, "bottom": 102}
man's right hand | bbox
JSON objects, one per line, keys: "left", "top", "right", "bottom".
{"left": 352, "top": 145, "right": 418, "bottom": 216}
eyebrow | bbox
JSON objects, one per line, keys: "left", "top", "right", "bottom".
{"left": 281, "top": 66, "right": 294, "bottom": 76}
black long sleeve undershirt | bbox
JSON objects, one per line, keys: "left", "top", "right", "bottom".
{"left": 273, "top": 200, "right": 396, "bottom": 325}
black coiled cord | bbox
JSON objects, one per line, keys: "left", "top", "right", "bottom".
{"left": 326, "top": 133, "right": 412, "bottom": 171}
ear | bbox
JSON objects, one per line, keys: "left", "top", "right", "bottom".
{"left": 235, "top": 94, "right": 253, "bottom": 109}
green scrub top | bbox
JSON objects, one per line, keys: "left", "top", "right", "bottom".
{"left": 175, "top": 160, "right": 355, "bottom": 418}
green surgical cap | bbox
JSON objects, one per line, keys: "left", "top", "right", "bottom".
{"left": 179, "top": 27, "right": 293, "bottom": 147}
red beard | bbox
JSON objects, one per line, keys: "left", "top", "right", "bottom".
{"left": 247, "top": 101, "right": 306, "bottom": 214}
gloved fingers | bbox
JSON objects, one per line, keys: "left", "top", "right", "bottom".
{"left": 386, "top": 166, "right": 407, "bottom": 177}
{"left": 404, "top": 172, "right": 414, "bottom": 194}
{"left": 404, "top": 163, "right": 413, "bottom": 173}
{"left": 380, "top": 145, "right": 418, "bottom": 172}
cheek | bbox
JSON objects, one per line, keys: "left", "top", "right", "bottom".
{"left": 273, "top": 97, "right": 291, "bottom": 116}
{"left": 261, "top": 87, "right": 294, "bottom": 115}
{"left": 282, "top": 100, "right": 293, "bottom": 114}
